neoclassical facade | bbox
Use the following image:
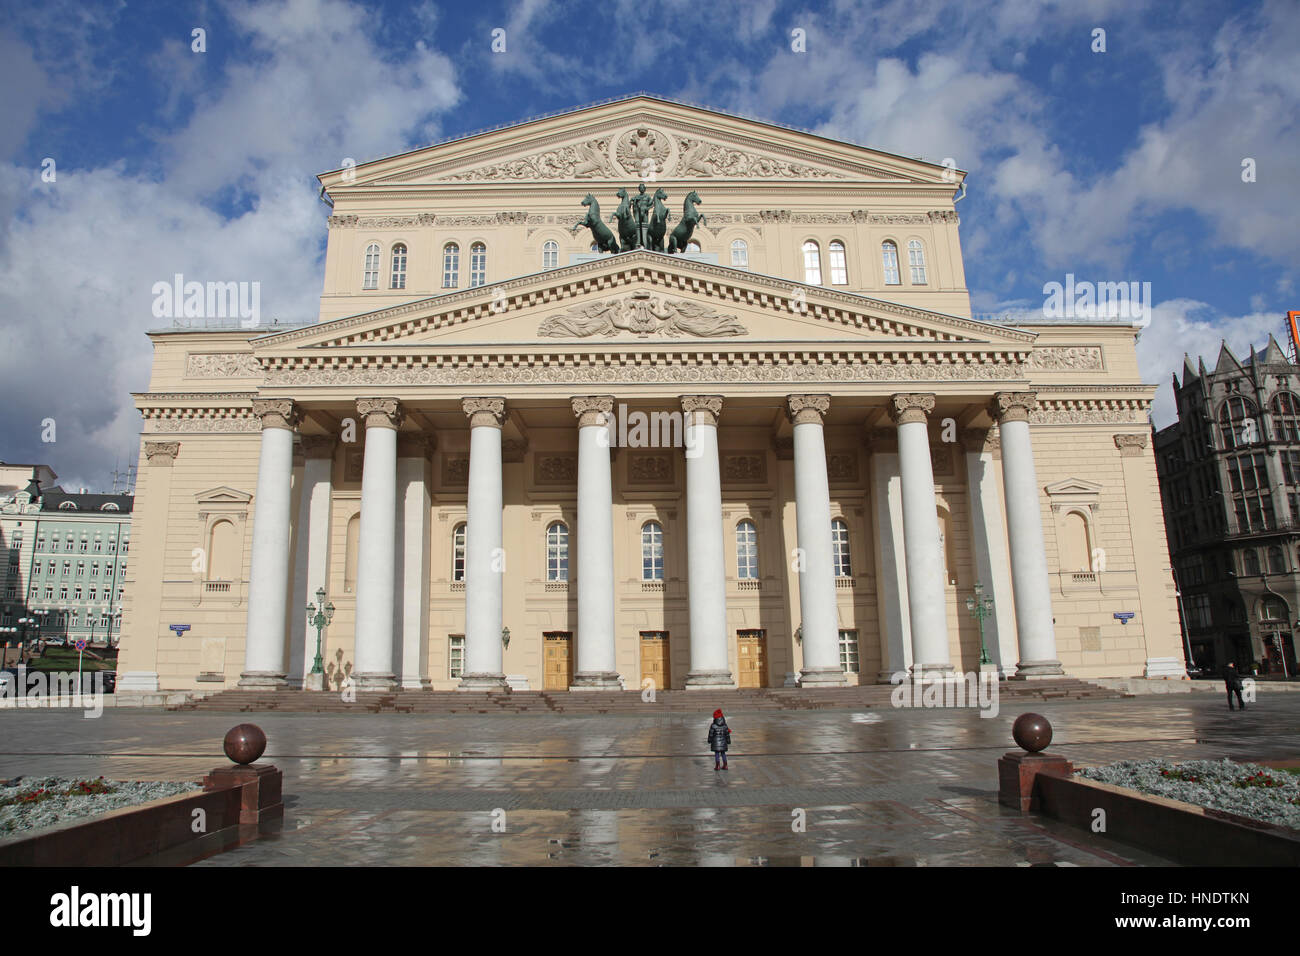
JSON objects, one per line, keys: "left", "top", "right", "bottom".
{"left": 117, "top": 96, "right": 1183, "bottom": 693}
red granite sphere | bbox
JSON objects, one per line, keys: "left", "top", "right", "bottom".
{"left": 1012, "top": 713, "right": 1052, "bottom": 753}
{"left": 223, "top": 723, "right": 267, "bottom": 765}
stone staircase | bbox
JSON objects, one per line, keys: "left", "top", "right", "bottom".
{"left": 171, "top": 677, "right": 1127, "bottom": 714}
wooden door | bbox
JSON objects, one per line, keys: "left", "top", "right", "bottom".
{"left": 544, "top": 632, "right": 573, "bottom": 690}
{"left": 736, "top": 630, "right": 767, "bottom": 688}
{"left": 640, "top": 631, "right": 670, "bottom": 691}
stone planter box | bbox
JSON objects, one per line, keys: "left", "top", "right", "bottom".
{"left": 1033, "top": 772, "right": 1300, "bottom": 866}
{"left": 0, "top": 764, "right": 282, "bottom": 867}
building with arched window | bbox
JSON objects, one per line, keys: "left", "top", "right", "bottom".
{"left": 1156, "top": 336, "right": 1300, "bottom": 677}
{"left": 118, "top": 95, "right": 1179, "bottom": 694}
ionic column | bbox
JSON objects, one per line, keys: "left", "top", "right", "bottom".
{"left": 459, "top": 398, "right": 508, "bottom": 691}
{"left": 570, "top": 396, "right": 621, "bottom": 689}
{"left": 788, "top": 395, "right": 845, "bottom": 685}
{"left": 990, "top": 392, "right": 1063, "bottom": 676}
{"left": 290, "top": 435, "right": 335, "bottom": 690}
{"left": 889, "top": 393, "right": 954, "bottom": 678}
{"left": 396, "top": 435, "right": 433, "bottom": 690}
{"left": 240, "top": 399, "right": 300, "bottom": 689}
{"left": 352, "top": 398, "right": 404, "bottom": 692}
{"left": 682, "top": 395, "right": 733, "bottom": 688}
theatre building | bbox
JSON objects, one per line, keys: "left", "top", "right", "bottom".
{"left": 117, "top": 96, "right": 1183, "bottom": 694}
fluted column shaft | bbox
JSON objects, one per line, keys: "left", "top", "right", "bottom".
{"left": 890, "top": 393, "right": 954, "bottom": 677}
{"left": 240, "top": 399, "right": 300, "bottom": 688}
{"left": 353, "top": 398, "right": 403, "bottom": 691}
{"left": 788, "top": 395, "right": 845, "bottom": 685}
{"left": 571, "top": 397, "right": 621, "bottom": 689}
{"left": 459, "top": 398, "right": 508, "bottom": 691}
{"left": 991, "top": 392, "right": 1063, "bottom": 676}
{"left": 682, "top": 396, "right": 733, "bottom": 688}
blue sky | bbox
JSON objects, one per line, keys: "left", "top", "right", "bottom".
{"left": 1, "top": 0, "right": 1297, "bottom": 490}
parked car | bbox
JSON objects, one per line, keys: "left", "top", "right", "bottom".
{"left": 100, "top": 671, "right": 116, "bottom": 693}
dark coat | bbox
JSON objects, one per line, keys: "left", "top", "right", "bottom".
{"left": 707, "top": 717, "right": 731, "bottom": 753}
{"left": 1224, "top": 666, "right": 1243, "bottom": 690}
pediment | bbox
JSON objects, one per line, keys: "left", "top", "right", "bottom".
{"left": 195, "top": 486, "right": 252, "bottom": 505}
{"left": 324, "top": 96, "right": 959, "bottom": 190}
{"left": 253, "top": 252, "right": 1034, "bottom": 357}
{"left": 1044, "top": 478, "right": 1103, "bottom": 513}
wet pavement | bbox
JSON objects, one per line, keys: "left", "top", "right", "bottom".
{"left": 0, "top": 694, "right": 1296, "bottom": 865}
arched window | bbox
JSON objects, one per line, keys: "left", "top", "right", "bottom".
{"left": 1259, "top": 595, "right": 1289, "bottom": 623}
{"left": 686, "top": 240, "right": 701, "bottom": 253}
{"left": 831, "top": 518, "right": 852, "bottom": 577}
{"left": 881, "top": 241, "right": 901, "bottom": 285}
{"left": 543, "top": 240, "right": 559, "bottom": 270}
{"left": 1243, "top": 548, "right": 1260, "bottom": 576}
{"left": 1271, "top": 392, "right": 1300, "bottom": 442}
{"left": 1061, "top": 511, "right": 1093, "bottom": 571}
{"left": 470, "top": 242, "right": 486, "bottom": 287}
{"left": 363, "top": 242, "right": 380, "bottom": 290}
{"left": 442, "top": 243, "right": 459, "bottom": 288}
{"left": 642, "top": 522, "right": 664, "bottom": 581}
{"left": 546, "top": 521, "right": 569, "bottom": 582}
{"left": 907, "top": 239, "right": 927, "bottom": 284}
{"left": 730, "top": 239, "right": 748, "bottom": 268}
{"left": 99, "top": 502, "right": 119, "bottom": 511}
{"left": 1269, "top": 545, "right": 1287, "bottom": 574}
{"left": 390, "top": 243, "right": 407, "bottom": 290}
{"left": 58, "top": 501, "right": 77, "bottom": 510}
{"left": 207, "top": 520, "right": 239, "bottom": 582}
{"left": 452, "top": 523, "right": 466, "bottom": 582}
{"left": 802, "top": 241, "right": 822, "bottom": 285}
{"left": 343, "top": 514, "right": 361, "bottom": 592}
{"left": 1218, "top": 396, "right": 1258, "bottom": 451}
{"left": 736, "top": 520, "right": 758, "bottom": 579}
{"left": 829, "top": 240, "right": 848, "bottom": 285}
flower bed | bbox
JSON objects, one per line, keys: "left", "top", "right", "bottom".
{"left": 1076, "top": 758, "right": 1300, "bottom": 832}
{"left": 0, "top": 776, "right": 200, "bottom": 836}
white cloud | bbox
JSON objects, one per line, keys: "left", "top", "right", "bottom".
{"left": 0, "top": 0, "right": 462, "bottom": 491}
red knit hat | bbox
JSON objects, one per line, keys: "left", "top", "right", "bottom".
{"left": 713, "top": 709, "right": 723, "bottom": 718}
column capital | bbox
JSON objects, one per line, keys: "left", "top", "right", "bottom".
{"left": 572, "top": 395, "right": 615, "bottom": 427}
{"left": 252, "top": 398, "right": 301, "bottom": 431}
{"left": 300, "top": 435, "right": 336, "bottom": 459}
{"left": 1114, "top": 433, "right": 1148, "bottom": 457}
{"left": 463, "top": 397, "right": 505, "bottom": 429}
{"left": 888, "top": 393, "right": 935, "bottom": 426}
{"left": 144, "top": 441, "right": 180, "bottom": 466}
{"left": 357, "top": 398, "right": 404, "bottom": 430}
{"left": 787, "top": 394, "right": 830, "bottom": 425}
{"left": 396, "top": 434, "right": 435, "bottom": 458}
{"left": 989, "top": 391, "right": 1038, "bottom": 424}
{"left": 681, "top": 395, "right": 723, "bottom": 427}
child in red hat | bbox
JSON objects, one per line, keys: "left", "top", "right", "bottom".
{"left": 707, "top": 708, "right": 732, "bottom": 770}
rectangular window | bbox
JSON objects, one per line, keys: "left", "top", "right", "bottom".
{"left": 88, "top": 588, "right": 96, "bottom": 601}
{"left": 59, "top": 586, "right": 67, "bottom": 600}
{"left": 36, "top": 536, "right": 44, "bottom": 550}
{"left": 44, "top": 587, "right": 53, "bottom": 601}
{"left": 93, "top": 539, "right": 102, "bottom": 552}
{"left": 76, "top": 562, "right": 84, "bottom": 578}
{"left": 449, "top": 634, "right": 465, "bottom": 679}
{"left": 91, "top": 563, "right": 98, "bottom": 577}
{"left": 838, "top": 629, "right": 859, "bottom": 673}
{"left": 73, "top": 586, "right": 82, "bottom": 600}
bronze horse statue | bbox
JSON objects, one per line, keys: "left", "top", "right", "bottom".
{"left": 611, "top": 187, "right": 637, "bottom": 251}
{"left": 667, "top": 191, "right": 705, "bottom": 254}
{"left": 648, "top": 188, "right": 669, "bottom": 252}
{"left": 574, "top": 193, "right": 619, "bottom": 253}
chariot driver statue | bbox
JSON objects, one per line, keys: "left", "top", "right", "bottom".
{"left": 630, "top": 182, "right": 655, "bottom": 250}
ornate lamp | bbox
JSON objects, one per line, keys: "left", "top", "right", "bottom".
{"left": 965, "top": 581, "right": 995, "bottom": 666}
{"left": 501, "top": 626, "right": 511, "bottom": 649}
{"left": 305, "top": 588, "right": 334, "bottom": 690}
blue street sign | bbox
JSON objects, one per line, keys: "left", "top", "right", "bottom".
{"left": 169, "top": 624, "right": 191, "bottom": 635}
{"left": 1113, "top": 612, "right": 1135, "bottom": 624}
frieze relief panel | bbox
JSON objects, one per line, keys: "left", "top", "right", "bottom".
{"left": 628, "top": 453, "right": 674, "bottom": 484}
{"left": 185, "top": 353, "right": 262, "bottom": 378}
{"left": 722, "top": 453, "right": 767, "bottom": 483}
{"left": 676, "top": 137, "right": 846, "bottom": 179}
{"left": 1028, "top": 347, "right": 1104, "bottom": 371}
{"left": 535, "top": 455, "right": 578, "bottom": 485}
{"left": 826, "top": 452, "right": 860, "bottom": 483}
{"left": 142, "top": 417, "right": 261, "bottom": 434}
{"left": 441, "top": 455, "right": 470, "bottom": 486}
{"left": 443, "top": 138, "right": 620, "bottom": 181}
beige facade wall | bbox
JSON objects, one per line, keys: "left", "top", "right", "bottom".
{"left": 118, "top": 97, "right": 1181, "bottom": 691}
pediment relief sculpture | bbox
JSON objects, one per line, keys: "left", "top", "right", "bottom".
{"left": 537, "top": 292, "right": 747, "bottom": 339}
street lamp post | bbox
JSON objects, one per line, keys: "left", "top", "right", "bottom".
{"left": 965, "top": 581, "right": 994, "bottom": 667}
{"left": 305, "top": 587, "right": 334, "bottom": 692}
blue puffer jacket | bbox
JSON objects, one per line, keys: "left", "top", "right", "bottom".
{"left": 707, "top": 717, "right": 731, "bottom": 753}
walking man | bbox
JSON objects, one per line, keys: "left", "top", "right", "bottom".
{"left": 1225, "top": 661, "right": 1246, "bottom": 711}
